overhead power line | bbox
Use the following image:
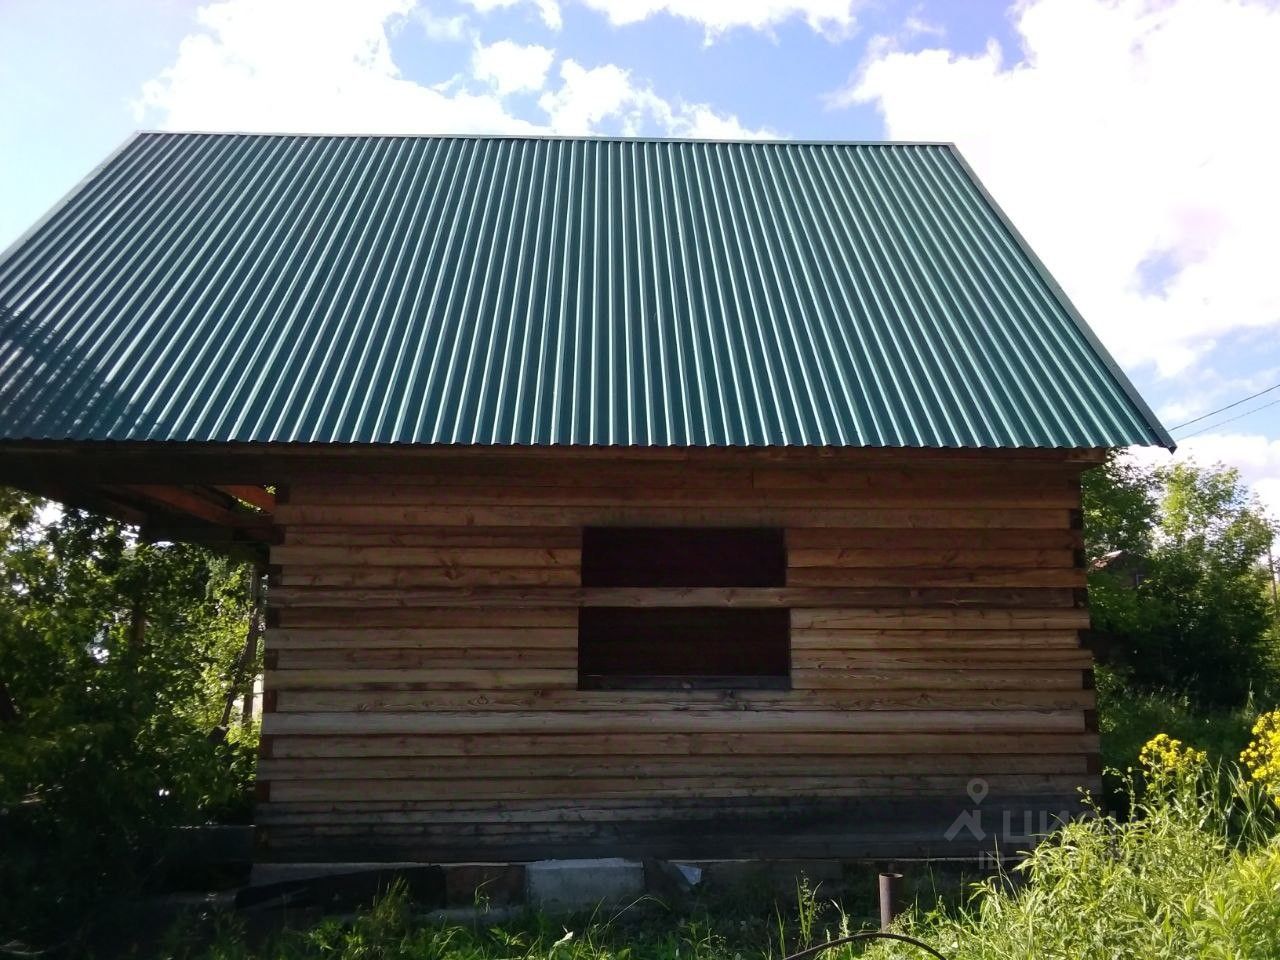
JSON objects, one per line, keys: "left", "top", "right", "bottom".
{"left": 1175, "top": 394, "right": 1280, "bottom": 440}
{"left": 1169, "top": 380, "right": 1280, "bottom": 432}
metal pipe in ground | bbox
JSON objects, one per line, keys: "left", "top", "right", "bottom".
{"left": 879, "top": 871, "right": 904, "bottom": 930}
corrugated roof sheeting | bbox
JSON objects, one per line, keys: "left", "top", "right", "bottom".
{"left": 0, "top": 133, "right": 1169, "bottom": 447}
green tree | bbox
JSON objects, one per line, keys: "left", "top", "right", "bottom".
{"left": 1080, "top": 451, "right": 1158, "bottom": 563}
{"left": 0, "top": 488, "right": 257, "bottom": 944}
{"left": 1085, "top": 456, "right": 1277, "bottom": 705}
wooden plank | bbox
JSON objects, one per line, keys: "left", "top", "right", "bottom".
{"left": 272, "top": 608, "right": 580, "bottom": 629}
{"left": 272, "top": 546, "right": 581, "bottom": 567}
{"left": 215, "top": 485, "right": 276, "bottom": 511}
{"left": 281, "top": 483, "right": 1081, "bottom": 509}
{"left": 113, "top": 484, "right": 271, "bottom": 530}
{"left": 791, "top": 608, "right": 1090, "bottom": 630}
{"left": 275, "top": 648, "right": 579, "bottom": 670}
{"left": 270, "top": 586, "right": 1079, "bottom": 609}
{"left": 785, "top": 567, "right": 1085, "bottom": 588}
{"left": 791, "top": 669, "right": 1085, "bottom": 690}
{"left": 751, "top": 465, "right": 1081, "bottom": 491}
{"left": 265, "top": 668, "right": 577, "bottom": 690}
{"left": 262, "top": 709, "right": 1085, "bottom": 735}
{"left": 265, "top": 627, "right": 578, "bottom": 649}
{"left": 274, "top": 688, "right": 1098, "bottom": 713}
{"left": 255, "top": 792, "right": 1091, "bottom": 822}
{"left": 789, "top": 629, "right": 1083, "bottom": 649}
{"left": 788, "top": 548, "right": 1075, "bottom": 568}
{"left": 259, "top": 753, "right": 1091, "bottom": 780}
{"left": 273, "top": 504, "right": 1071, "bottom": 529}
{"left": 279, "top": 566, "right": 581, "bottom": 588}
{"left": 794, "top": 650, "right": 1094, "bottom": 669}
{"left": 285, "top": 526, "right": 582, "bottom": 548}
{"left": 786, "top": 528, "right": 1081, "bottom": 550}
{"left": 273, "top": 643, "right": 1087, "bottom": 673}
{"left": 278, "top": 567, "right": 1081, "bottom": 589}
{"left": 265, "top": 773, "right": 1090, "bottom": 802}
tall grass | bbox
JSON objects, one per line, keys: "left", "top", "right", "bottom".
{"left": 172, "top": 756, "right": 1280, "bottom": 960}
{"left": 863, "top": 760, "right": 1280, "bottom": 959}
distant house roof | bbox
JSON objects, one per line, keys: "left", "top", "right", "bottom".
{"left": 0, "top": 133, "right": 1171, "bottom": 449}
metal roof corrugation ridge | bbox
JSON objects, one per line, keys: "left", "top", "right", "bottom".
{"left": 0, "top": 132, "right": 1172, "bottom": 448}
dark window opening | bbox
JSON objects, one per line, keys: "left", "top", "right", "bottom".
{"left": 578, "top": 528, "right": 789, "bottom": 690}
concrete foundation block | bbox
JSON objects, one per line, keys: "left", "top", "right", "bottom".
{"left": 526, "top": 858, "right": 645, "bottom": 912}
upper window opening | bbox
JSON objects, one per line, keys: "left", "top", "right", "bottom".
{"left": 578, "top": 527, "right": 789, "bottom": 690}
{"left": 581, "top": 527, "right": 786, "bottom": 588}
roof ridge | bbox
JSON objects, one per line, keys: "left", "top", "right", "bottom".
{"left": 133, "top": 130, "right": 957, "bottom": 148}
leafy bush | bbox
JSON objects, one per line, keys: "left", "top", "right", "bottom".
{"left": 0, "top": 490, "right": 257, "bottom": 946}
{"left": 1096, "top": 665, "right": 1257, "bottom": 776}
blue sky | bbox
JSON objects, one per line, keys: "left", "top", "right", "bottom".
{"left": 3, "top": 0, "right": 1280, "bottom": 516}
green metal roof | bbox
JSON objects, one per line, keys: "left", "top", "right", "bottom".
{"left": 0, "top": 132, "right": 1171, "bottom": 448}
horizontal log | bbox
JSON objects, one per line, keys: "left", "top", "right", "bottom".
{"left": 273, "top": 504, "right": 1072, "bottom": 529}
{"left": 274, "top": 648, "right": 579, "bottom": 670}
{"left": 262, "top": 709, "right": 1084, "bottom": 736}
{"left": 265, "top": 668, "right": 1086, "bottom": 693}
{"left": 791, "top": 608, "right": 1090, "bottom": 630}
{"left": 796, "top": 650, "right": 1093, "bottom": 669}
{"left": 264, "top": 626, "right": 1086, "bottom": 650}
{"left": 270, "top": 645, "right": 1090, "bottom": 673}
{"left": 285, "top": 526, "right": 582, "bottom": 548}
{"left": 750, "top": 465, "right": 1080, "bottom": 491}
{"left": 791, "top": 669, "right": 1085, "bottom": 691}
{"left": 264, "top": 731, "right": 1099, "bottom": 759}
{"left": 790, "top": 629, "right": 1083, "bottom": 649}
{"left": 787, "top": 528, "right": 1082, "bottom": 550}
{"left": 265, "top": 668, "right": 577, "bottom": 690}
{"left": 785, "top": 568, "right": 1085, "bottom": 588}
{"left": 255, "top": 791, "right": 1092, "bottom": 822}
{"left": 274, "top": 688, "right": 1097, "bottom": 713}
{"left": 270, "top": 587, "right": 1079, "bottom": 609}
{"left": 283, "top": 462, "right": 1077, "bottom": 496}
{"left": 281, "top": 484, "right": 1080, "bottom": 509}
{"left": 788, "top": 548, "right": 1075, "bottom": 568}
{"left": 272, "top": 546, "right": 581, "bottom": 567}
{"left": 265, "top": 773, "right": 1090, "bottom": 802}
{"left": 280, "top": 567, "right": 1082, "bottom": 590}
{"left": 258, "top": 752, "right": 1090, "bottom": 780}
{"left": 274, "top": 608, "right": 580, "bottom": 629}
{"left": 265, "top": 627, "right": 577, "bottom": 649}
{"left": 278, "top": 566, "right": 581, "bottom": 588}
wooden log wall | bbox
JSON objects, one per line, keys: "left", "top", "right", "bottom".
{"left": 258, "top": 450, "right": 1101, "bottom": 862}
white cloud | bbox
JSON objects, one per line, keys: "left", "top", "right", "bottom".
{"left": 842, "top": 0, "right": 1280, "bottom": 380}
{"left": 135, "top": 0, "right": 762, "bottom": 142}
{"left": 415, "top": 8, "right": 471, "bottom": 41}
{"left": 539, "top": 60, "right": 772, "bottom": 137}
{"left": 472, "top": 39, "right": 555, "bottom": 95}
{"left": 577, "top": 0, "right": 859, "bottom": 38}
{"left": 461, "top": 0, "right": 563, "bottom": 31}
{"left": 134, "top": 0, "right": 537, "bottom": 134}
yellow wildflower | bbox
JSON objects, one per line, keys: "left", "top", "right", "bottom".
{"left": 1139, "top": 733, "right": 1207, "bottom": 781}
{"left": 1240, "top": 711, "right": 1280, "bottom": 796}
